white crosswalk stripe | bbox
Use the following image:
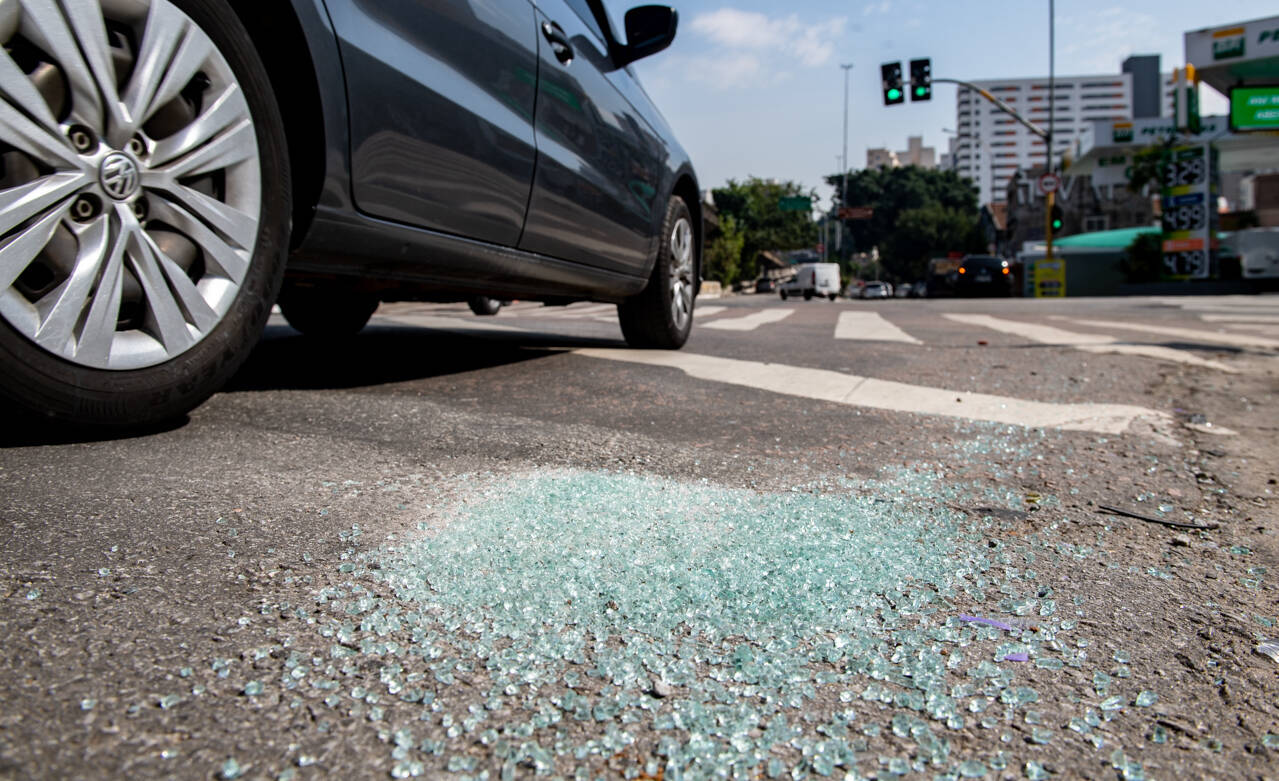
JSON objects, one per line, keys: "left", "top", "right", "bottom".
{"left": 700, "top": 308, "right": 794, "bottom": 331}
{"left": 834, "top": 311, "right": 921, "bottom": 344}
{"left": 507, "top": 303, "right": 616, "bottom": 319}
{"left": 944, "top": 314, "right": 1235, "bottom": 372}
{"left": 1199, "top": 313, "right": 1279, "bottom": 324}
{"left": 576, "top": 348, "right": 1170, "bottom": 437}
{"left": 693, "top": 305, "right": 727, "bottom": 319}
{"left": 1062, "top": 318, "right": 1279, "bottom": 350}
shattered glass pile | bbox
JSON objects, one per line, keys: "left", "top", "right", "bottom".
{"left": 270, "top": 455, "right": 1180, "bottom": 778}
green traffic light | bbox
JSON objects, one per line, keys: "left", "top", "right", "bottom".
{"left": 1051, "top": 220, "right": 1063, "bottom": 230}
{"left": 915, "top": 87, "right": 926, "bottom": 96}
{"left": 887, "top": 88, "right": 902, "bottom": 100}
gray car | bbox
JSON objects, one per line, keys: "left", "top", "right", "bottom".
{"left": 0, "top": 0, "right": 699, "bottom": 427}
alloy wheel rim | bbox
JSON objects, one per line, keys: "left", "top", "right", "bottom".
{"left": 667, "top": 216, "right": 693, "bottom": 331}
{"left": 0, "top": 0, "right": 261, "bottom": 370}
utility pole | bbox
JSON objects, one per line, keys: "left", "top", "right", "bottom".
{"left": 1045, "top": 0, "right": 1055, "bottom": 265}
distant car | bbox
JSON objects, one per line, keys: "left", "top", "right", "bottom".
{"left": 894, "top": 283, "right": 911, "bottom": 298}
{"left": 952, "top": 256, "right": 1014, "bottom": 297}
{"left": 860, "top": 281, "right": 891, "bottom": 300}
{"left": 755, "top": 277, "right": 776, "bottom": 294}
{"left": 778, "top": 263, "right": 840, "bottom": 301}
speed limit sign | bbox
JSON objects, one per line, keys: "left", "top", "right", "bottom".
{"left": 1037, "top": 172, "right": 1061, "bottom": 196}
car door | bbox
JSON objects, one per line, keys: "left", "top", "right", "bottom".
{"left": 327, "top": 0, "right": 540, "bottom": 246}
{"left": 518, "top": 0, "right": 668, "bottom": 276}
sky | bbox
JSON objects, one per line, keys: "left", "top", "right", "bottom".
{"left": 617, "top": 0, "right": 1277, "bottom": 205}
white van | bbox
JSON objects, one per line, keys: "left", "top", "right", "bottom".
{"left": 778, "top": 263, "right": 841, "bottom": 301}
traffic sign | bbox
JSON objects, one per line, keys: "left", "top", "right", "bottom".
{"left": 837, "top": 206, "right": 874, "bottom": 220}
{"left": 778, "top": 196, "right": 811, "bottom": 212}
{"left": 1036, "top": 172, "right": 1061, "bottom": 195}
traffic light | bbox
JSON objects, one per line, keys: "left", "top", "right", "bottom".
{"left": 881, "top": 62, "right": 903, "bottom": 105}
{"left": 1050, "top": 203, "right": 1063, "bottom": 232}
{"left": 910, "top": 58, "right": 931, "bottom": 101}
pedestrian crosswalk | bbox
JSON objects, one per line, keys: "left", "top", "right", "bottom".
{"left": 378, "top": 296, "right": 1279, "bottom": 373}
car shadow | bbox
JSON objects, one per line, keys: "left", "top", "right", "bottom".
{"left": 1, "top": 323, "right": 622, "bottom": 447}
{"left": 223, "top": 322, "right": 624, "bottom": 392}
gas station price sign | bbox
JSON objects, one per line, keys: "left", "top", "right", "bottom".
{"left": 1159, "top": 144, "right": 1218, "bottom": 280}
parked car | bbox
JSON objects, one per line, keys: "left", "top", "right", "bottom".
{"left": 778, "top": 263, "right": 840, "bottom": 301}
{"left": 859, "top": 281, "right": 891, "bottom": 300}
{"left": 893, "top": 283, "right": 911, "bottom": 298}
{"left": 952, "top": 255, "right": 1015, "bottom": 297}
{"left": 755, "top": 277, "right": 777, "bottom": 294}
{"left": 0, "top": 0, "right": 698, "bottom": 426}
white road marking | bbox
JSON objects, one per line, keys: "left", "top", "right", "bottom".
{"left": 694, "top": 305, "right": 727, "bottom": 318}
{"left": 1064, "top": 318, "right": 1279, "bottom": 350}
{"left": 1199, "top": 313, "right": 1279, "bottom": 324}
{"left": 575, "top": 348, "right": 1170, "bottom": 436}
{"left": 1150, "top": 296, "right": 1279, "bottom": 310}
{"left": 512, "top": 303, "right": 616, "bottom": 319}
{"left": 700, "top": 308, "right": 794, "bottom": 331}
{"left": 834, "top": 311, "right": 921, "bottom": 344}
{"left": 944, "top": 314, "right": 1236, "bottom": 372}
{"left": 377, "top": 314, "right": 528, "bottom": 333}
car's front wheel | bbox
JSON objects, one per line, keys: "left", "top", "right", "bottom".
{"left": 618, "top": 195, "right": 695, "bottom": 349}
{"left": 0, "top": 0, "right": 289, "bottom": 427}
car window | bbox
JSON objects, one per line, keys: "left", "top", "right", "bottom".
{"left": 563, "top": 0, "right": 609, "bottom": 45}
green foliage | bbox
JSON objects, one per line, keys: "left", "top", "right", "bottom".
{"left": 883, "top": 205, "right": 985, "bottom": 280}
{"left": 825, "top": 167, "right": 981, "bottom": 280}
{"left": 1119, "top": 231, "right": 1164, "bottom": 283}
{"left": 703, "top": 214, "right": 744, "bottom": 286}
{"left": 1126, "top": 139, "right": 1176, "bottom": 194}
{"left": 712, "top": 178, "right": 817, "bottom": 279}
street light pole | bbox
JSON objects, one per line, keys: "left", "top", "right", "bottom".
{"left": 841, "top": 63, "right": 852, "bottom": 207}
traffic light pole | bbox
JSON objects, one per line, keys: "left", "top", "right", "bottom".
{"left": 931, "top": 78, "right": 1048, "bottom": 141}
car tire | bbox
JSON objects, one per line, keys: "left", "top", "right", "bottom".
{"left": 0, "top": 0, "right": 289, "bottom": 428}
{"left": 468, "top": 296, "right": 503, "bottom": 316}
{"left": 803, "top": 290, "right": 813, "bottom": 301}
{"left": 779, "top": 290, "right": 788, "bottom": 300}
{"left": 828, "top": 293, "right": 837, "bottom": 301}
{"left": 618, "top": 195, "right": 695, "bottom": 349}
{"left": 278, "top": 285, "right": 379, "bottom": 338}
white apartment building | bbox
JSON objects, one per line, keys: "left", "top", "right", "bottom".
{"left": 953, "top": 73, "right": 1174, "bottom": 205}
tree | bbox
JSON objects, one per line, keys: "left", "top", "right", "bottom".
{"left": 703, "top": 214, "right": 744, "bottom": 286}
{"left": 1119, "top": 231, "right": 1163, "bottom": 283}
{"left": 825, "top": 166, "right": 977, "bottom": 253}
{"left": 824, "top": 166, "right": 981, "bottom": 279}
{"left": 882, "top": 205, "right": 984, "bottom": 280}
{"left": 712, "top": 178, "right": 817, "bottom": 279}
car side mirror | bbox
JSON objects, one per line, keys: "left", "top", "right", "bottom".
{"left": 618, "top": 5, "right": 677, "bottom": 65}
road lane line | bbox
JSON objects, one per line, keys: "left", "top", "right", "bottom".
{"left": 943, "top": 314, "right": 1236, "bottom": 372}
{"left": 575, "top": 348, "right": 1170, "bottom": 436}
{"left": 834, "top": 311, "right": 921, "bottom": 344}
{"left": 1064, "top": 318, "right": 1279, "bottom": 350}
{"left": 694, "top": 305, "right": 727, "bottom": 318}
{"left": 1199, "top": 314, "right": 1279, "bottom": 324}
{"left": 701, "top": 308, "right": 794, "bottom": 331}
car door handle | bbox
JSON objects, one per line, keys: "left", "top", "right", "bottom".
{"left": 541, "top": 21, "right": 573, "bottom": 65}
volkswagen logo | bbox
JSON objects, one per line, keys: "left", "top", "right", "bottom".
{"left": 99, "top": 153, "right": 140, "bottom": 200}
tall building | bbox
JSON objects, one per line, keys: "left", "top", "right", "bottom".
{"left": 866, "top": 148, "right": 899, "bottom": 169}
{"left": 953, "top": 66, "right": 1173, "bottom": 205}
{"left": 866, "top": 136, "right": 936, "bottom": 170}
{"left": 1123, "top": 55, "right": 1162, "bottom": 118}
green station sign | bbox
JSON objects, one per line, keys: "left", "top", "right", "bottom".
{"left": 1230, "top": 85, "right": 1279, "bottom": 131}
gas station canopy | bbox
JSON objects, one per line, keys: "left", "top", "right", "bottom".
{"left": 1184, "top": 15, "right": 1279, "bottom": 94}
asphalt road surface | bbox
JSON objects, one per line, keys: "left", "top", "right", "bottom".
{"left": 3, "top": 293, "right": 1278, "bottom": 780}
